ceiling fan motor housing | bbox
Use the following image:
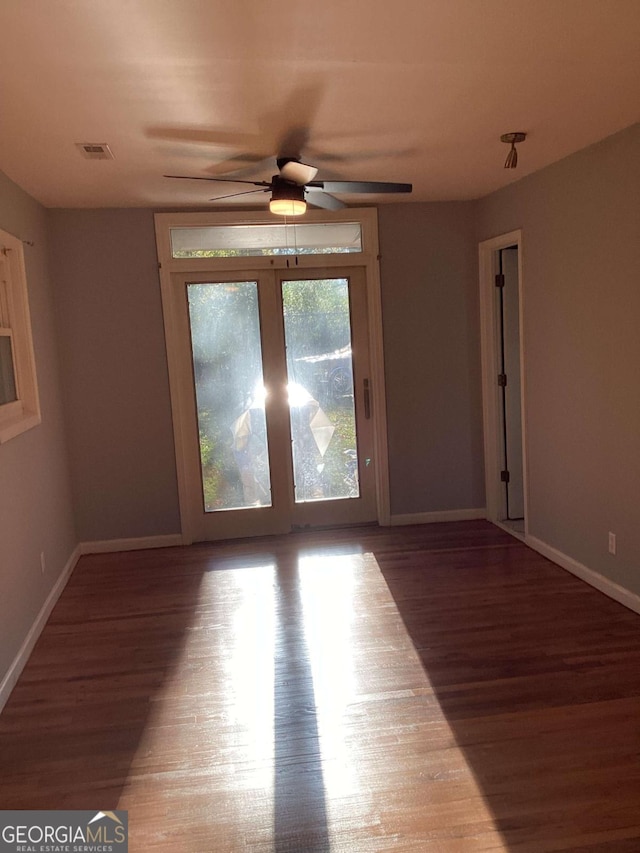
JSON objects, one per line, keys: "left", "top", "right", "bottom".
{"left": 271, "top": 176, "right": 306, "bottom": 203}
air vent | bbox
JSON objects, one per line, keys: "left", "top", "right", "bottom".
{"left": 75, "top": 142, "right": 114, "bottom": 160}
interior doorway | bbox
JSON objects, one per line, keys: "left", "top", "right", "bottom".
{"left": 479, "top": 231, "right": 527, "bottom": 538}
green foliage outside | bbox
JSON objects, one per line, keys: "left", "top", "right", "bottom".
{"left": 173, "top": 246, "right": 353, "bottom": 259}
{"left": 320, "top": 405, "right": 358, "bottom": 497}
{"left": 190, "top": 275, "right": 359, "bottom": 510}
{"left": 199, "top": 401, "right": 358, "bottom": 511}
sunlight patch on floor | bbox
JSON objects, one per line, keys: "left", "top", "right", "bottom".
{"left": 298, "top": 553, "right": 359, "bottom": 799}
{"left": 119, "top": 548, "right": 504, "bottom": 850}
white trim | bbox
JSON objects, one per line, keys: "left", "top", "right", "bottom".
{"left": 365, "top": 225, "right": 391, "bottom": 526}
{"left": 154, "top": 208, "right": 376, "bottom": 274}
{"left": 153, "top": 262, "right": 195, "bottom": 543}
{"left": 493, "top": 519, "right": 526, "bottom": 542}
{"left": 0, "top": 545, "right": 81, "bottom": 714}
{"left": 0, "top": 229, "right": 41, "bottom": 443}
{"left": 526, "top": 534, "right": 640, "bottom": 617}
{"left": 154, "top": 208, "right": 390, "bottom": 539}
{"left": 0, "top": 412, "right": 41, "bottom": 444}
{"left": 79, "top": 534, "right": 184, "bottom": 555}
{"left": 389, "top": 508, "right": 487, "bottom": 526}
{"left": 478, "top": 230, "right": 529, "bottom": 533}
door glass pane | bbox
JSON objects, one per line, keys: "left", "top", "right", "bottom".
{"left": 0, "top": 335, "right": 18, "bottom": 405}
{"left": 187, "top": 282, "right": 271, "bottom": 511}
{"left": 281, "top": 278, "right": 359, "bottom": 503}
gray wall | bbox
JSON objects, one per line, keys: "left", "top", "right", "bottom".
{"left": 378, "top": 203, "right": 485, "bottom": 515}
{"left": 48, "top": 210, "right": 180, "bottom": 542}
{"left": 0, "top": 172, "right": 76, "bottom": 682}
{"left": 477, "top": 122, "right": 640, "bottom": 594}
{"left": 48, "top": 205, "right": 486, "bottom": 536}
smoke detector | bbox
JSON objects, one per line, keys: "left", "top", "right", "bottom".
{"left": 76, "top": 143, "right": 115, "bottom": 160}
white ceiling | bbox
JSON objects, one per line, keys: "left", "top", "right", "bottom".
{"left": 0, "top": 0, "right": 639, "bottom": 210}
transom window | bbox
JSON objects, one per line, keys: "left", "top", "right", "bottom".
{"left": 170, "top": 221, "right": 362, "bottom": 259}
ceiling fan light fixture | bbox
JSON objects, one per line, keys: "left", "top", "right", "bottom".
{"left": 269, "top": 197, "right": 307, "bottom": 216}
{"left": 269, "top": 180, "right": 307, "bottom": 216}
{"left": 500, "top": 132, "right": 526, "bottom": 169}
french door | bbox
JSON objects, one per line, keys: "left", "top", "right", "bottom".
{"left": 169, "top": 266, "right": 376, "bottom": 541}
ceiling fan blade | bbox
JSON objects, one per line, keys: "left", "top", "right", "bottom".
{"left": 164, "top": 174, "right": 270, "bottom": 187}
{"left": 209, "top": 188, "right": 270, "bottom": 202}
{"left": 204, "top": 156, "right": 274, "bottom": 179}
{"left": 278, "top": 159, "right": 319, "bottom": 185}
{"left": 277, "top": 126, "right": 312, "bottom": 160}
{"left": 305, "top": 191, "right": 345, "bottom": 211}
{"left": 149, "top": 126, "right": 266, "bottom": 150}
{"left": 308, "top": 180, "right": 412, "bottom": 194}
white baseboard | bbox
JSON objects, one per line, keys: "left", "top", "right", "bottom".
{"left": 0, "top": 544, "right": 81, "bottom": 714}
{"left": 79, "top": 533, "right": 184, "bottom": 554}
{"left": 493, "top": 519, "right": 526, "bottom": 541}
{"left": 526, "top": 534, "right": 640, "bottom": 617}
{"left": 0, "top": 533, "right": 183, "bottom": 715}
{"left": 389, "top": 508, "right": 487, "bottom": 526}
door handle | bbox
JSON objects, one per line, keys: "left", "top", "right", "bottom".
{"left": 363, "top": 378, "right": 371, "bottom": 419}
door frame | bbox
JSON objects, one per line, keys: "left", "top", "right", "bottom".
{"left": 155, "top": 208, "right": 391, "bottom": 543}
{"left": 478, "top": 229, "right": 529, "bottom": 537}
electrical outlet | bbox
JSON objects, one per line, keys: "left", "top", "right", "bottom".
{"left": 40, "top": 551, "right": 46, "bottom": 574}
{"left": 608, "top": 532, "right": 616, "bottom": 555}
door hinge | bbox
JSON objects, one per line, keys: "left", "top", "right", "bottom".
{"left": 498, "top": 373, "right": 507, "bottom": 387}
{"left": 500, "top": 470, "right": 510, "bottom": 483}
{"left": 495, "top": 273, "right": 505, "bottom": 288}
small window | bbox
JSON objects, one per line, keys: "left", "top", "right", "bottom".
{"left": 0, "top": 228, "right": 40, "bottom": 443}
{"left": 0, "top": 335, "right": 18, "bottom": 404}
{"left": 170, "top": 221, "right": 362, "bottom": 258}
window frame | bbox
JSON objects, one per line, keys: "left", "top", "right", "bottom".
{"left": 0, "top": 227, "right": 40, "bottom": 443}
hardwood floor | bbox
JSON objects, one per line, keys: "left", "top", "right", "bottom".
{"left": 2, "top": 520, "right": 640, "bottom": 851}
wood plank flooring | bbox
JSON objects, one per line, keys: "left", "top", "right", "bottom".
{"left": 2, "top": 520, "right": 640, "bottom": 851}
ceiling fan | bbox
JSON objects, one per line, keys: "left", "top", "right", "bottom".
{"left": 165, "top": 157, "right": 412, "bottom": 216}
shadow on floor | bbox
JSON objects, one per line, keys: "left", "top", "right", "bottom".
{"left": 370, "top": 520, "right": 640, "bottom": 850}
